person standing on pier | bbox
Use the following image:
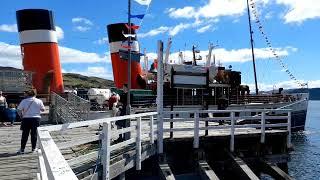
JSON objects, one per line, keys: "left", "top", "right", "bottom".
{"left": 17, "top": 89, "right": 45, "bottom": 154}
{"left": 0, "top": 91, "right": 8, "bottom": 126}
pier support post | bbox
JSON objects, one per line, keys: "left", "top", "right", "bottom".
{"left": 150, "top": 115, "right": 155, "bottom": 144}
{"left": 261, "top": 111, "right": 266, "bottom": 144}
{"left": 194, "top": 111, "right": 200, "bottom": 149}
{"left": 287, "top": 112, "right": 292, "bottom": 148}
{"left": 230, "top": 112, "right": 235, "bottom": 152}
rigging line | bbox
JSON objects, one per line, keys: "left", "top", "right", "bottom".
{"left": 249, "top": 0, "right": 306, "bottom": 87}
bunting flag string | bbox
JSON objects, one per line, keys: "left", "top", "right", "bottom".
{"left": 249, "top": 0, "right": 306, "bottom": 87}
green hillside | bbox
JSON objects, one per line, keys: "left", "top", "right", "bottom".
{"left": 63, "top": 73, "right": 114, "bottom": 89}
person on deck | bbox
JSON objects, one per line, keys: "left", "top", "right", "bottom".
{"left": 0, "top": 91, "right": 8, "bottom": 126}
{"left": 17, "top": 89, "right": 45, "bottom": 154}
{"left": 6, "top": 103, "right": 17, "bottom": 126}
{"left": 115, "top": 84, "right": 132, "bottom": 141}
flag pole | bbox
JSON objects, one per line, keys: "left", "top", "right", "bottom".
{"left": 127, "top": 0, "right": 132, "bottom": 115}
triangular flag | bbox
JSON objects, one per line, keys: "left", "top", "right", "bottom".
{"left": 134, "top": 0, "right": 151, "bottom": 6}
{"left": 125, "top": 24, "right": 140, "bottom": 30}
{"left": 130, "top": 14, "right": 145, "bottom": 19}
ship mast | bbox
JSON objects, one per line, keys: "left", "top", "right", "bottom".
{"left": 246, "top": 0, "right": 259, "bottom": 95}
{"left": 127, "top": 0, "right": 132, "bottom": 114}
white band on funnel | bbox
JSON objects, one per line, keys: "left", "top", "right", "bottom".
{"left": 109, "top": 41, "right": 139, "bottom": 53}
{"left": 19, "top": 30, "right": 58, "bottom": 44}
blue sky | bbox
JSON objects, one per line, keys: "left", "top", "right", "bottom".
{"left": 0, "top": 0, "right": 319, "bottom": 90}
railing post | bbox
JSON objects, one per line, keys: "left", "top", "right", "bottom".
{"left": 102, "top": 122, "right": 111, "bottom": 180}
{"left": 194, "top": 111, "right": 200, "bottom": 149}
{"left": 230, "top": 112, "right": 235, "bottom": 152}
{"left": 287, "top": 111, "right": 292, "bottom": 148}
{"left": 261, "top": 111, "right": 266, "bottom": 143}
{"left": 157, "top": 40, "right": 164, "bottom": 154}
{"left": 136, "top": 117, "right": 142, "bottom": 170}
{"left": 150, "top": 115, "right": 154, "bottom": 144}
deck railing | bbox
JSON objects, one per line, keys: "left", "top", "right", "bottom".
{"left": 37, "top": 109, "right": 291, "bottom": 180}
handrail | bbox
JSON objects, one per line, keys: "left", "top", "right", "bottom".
{"left": 37, "top": 109, "right": 291, "bottom": 180}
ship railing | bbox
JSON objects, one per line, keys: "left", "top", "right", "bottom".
{"left": 67, "top": 92, "right": 90, "bottom": 119}
{"left": 161, "top": 109, "right": 292, "bottom": 152}
{"left": 36, "top": 112, "right": 157, "bottom": 180}
{"left": 0, "top": 70, "right": 33, "bottom": 92}
{"left": 229, "top": 94, "right": 300, "bottom": 104}
{"left": 51, "top": 92, "right": 87, "bottom": 123}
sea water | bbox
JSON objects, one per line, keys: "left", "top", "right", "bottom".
{"left": 288, "top": 100, "right": 320, "bottom": 179}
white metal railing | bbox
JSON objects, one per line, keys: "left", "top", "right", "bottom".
{"left": 37, "top": 112, "right": 157, "bottom": 180}
{"left": 160, "top": 109, "right": 292, "bottom": 153}
{"left": 37, "top": 108, "right": 291, "bottom": 180}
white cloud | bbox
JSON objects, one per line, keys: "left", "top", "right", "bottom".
{"left": 94, "top": 37, "right": 109, "bottom": 45}
{"left": 276, "top": 0, "right": 320, "bottom": 23}
{"left": 72, "top": 17, "right": 93, "bottom": 26}
{"left": 139, "top": 19, "right": 218, "bottom": 38}
{"left": 246, "top": 79, "right": 320, "bottom": 91}
{"left": 169, "top": 23, "right": 192, "bottom": 36}
{"left": 0, "top": 42, "right": 110, "bottom": 68}
{"left": 58, "top": 47, "right": 110, "bottom": 63}
{"left": 74, "top": 26, "right": 91, "bottom": 32}
{"left": 0, "top": 42, "right": 23, "bottom": 68}
{"left": 138, "top": 26, "right": 170, "bottom": 38}
{"left": 0, "top": 24, "right": 17, "bottom": 32}
{"left": 72, "top": 17, "right": 93, "bottom": 32}
{"left": 168, "top": 0, "right": 246, "bottom": 19}
{"left": 264, "top": 11, "right": 273, "bottom": 20}
{"left": 167, "top": 0, "right": 272, "bottom": 20}
{"left": 164, "top": 47, "right": 293, "bottom": 64}
{"left": 64, "top": 66, "right": 113, "bottom": 80}
{"left": 197, "top": 25, "right": 213, "bottom": 33}
{"left": 55, "top": 26, "right": 64, "bottom": 40}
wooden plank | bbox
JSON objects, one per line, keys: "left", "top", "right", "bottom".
{"left": 228, "top": 153, "right": 259, "bottom": 180}
{"left": 158, "top": 158, "right": 175, "bottom": 180}
{"left": 57, "top": 135, "right": 100, "bottom": 149}
{"left": 260, "top": 160, "right": 293, "bottom": 180}
{"left": 198, "top": 160, "right": 220, "bottom": 180}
